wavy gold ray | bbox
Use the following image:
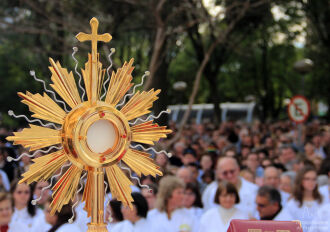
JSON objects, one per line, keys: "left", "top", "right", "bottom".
{"left": 49, "top": 58, "right": 82, "bottom": 108}
{"left": 105, "top": 165, "right": 133, "bottom": 209}
{"left": 81, "top": 54, "right": 105, "bottom": 102}
{"left": 50, "top": 165, "right": 82, "bottom": 214}
{"left": 6, "top": 124, "right": 61, "bottom": 151}
{"left": 123, "top": 149, "right": 162, "bottom": 177}
{"left": 19, "top": 150, "right": 67, "bottom": 184}
{"left": 131, "top": 121, "right": 172, "bottom": 145}
{"left": 120, "top": 89, "right": 160, "bottom": 121}
{"left": 105, "top": 59, "right": 134, "bottom": 106}
{"left": 18, "top": 91, "right": 66, "bottom": 125}
{"left": 82, "top": 171, "right": 93, "bottom": 217}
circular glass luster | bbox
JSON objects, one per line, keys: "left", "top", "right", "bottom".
{"left": 86, "top": 119, "right": 117, "bottom": 153}
{"left": 61, "top": 101, "right": 131, "bottom": 168}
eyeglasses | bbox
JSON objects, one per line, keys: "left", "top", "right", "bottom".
{"left": 221, "top": 169, "right": 236, "bottom": 176}
{"left": 16, "top": 190, "right": 30, "bottom": 195}
{"left": 303, "top": 177, "right": 317, "bottom": 182}
{"left": 256, "top": 203, "right": 268, "bottom": 208}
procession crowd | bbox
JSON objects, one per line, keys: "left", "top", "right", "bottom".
{"left": 0, "top": 119, "right": 330, "bottom": 232}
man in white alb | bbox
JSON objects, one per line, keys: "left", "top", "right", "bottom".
{"left": 202, "top": 157, "right": 258, "bottom": 215}
{"left": 263, "top": 166, "right": 290, "bottom": 206}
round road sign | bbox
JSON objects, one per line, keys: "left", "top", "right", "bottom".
{"left": 287, "top": 95, "right": 310, "bottom": 123}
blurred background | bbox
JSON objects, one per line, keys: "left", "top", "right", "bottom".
{"left": 0, "top": 0, "right": 329, "bottom": 128}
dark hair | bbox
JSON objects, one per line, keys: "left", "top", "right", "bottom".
{"left": 183, "top": 148, "right": 197, "bottom": 157}
{"left": 201, "top": 169, "right": 214, "bottom": 182}
{"left": 131, "top": 192, "right": 149, "bottom": 218}
{"left": 214, "top": 181, "right": 240, "bottom": 205}
{"left": 110, "top": 199, "right": 123, "bottom": 221}
{"left": 257, "top": 186, "right": 281, "bottom": 207}
{"left": 10, "top": 180, "right": 36, "bottom": 217}
{"left": 293, "top": 166, "right": 323, "bottom": 207}
{"left": 48, "top": 203, "right": 74, "bottom": 232}
{"left": 185, "top": 182, "right": 203, "bottom": 208}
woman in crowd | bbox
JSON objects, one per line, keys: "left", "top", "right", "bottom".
{"left": 149, "top": 175, "right": 197, "bottom": 232}
{"left": 118, "top": 192, "right": 151, "bottom": 231}
{"left": 199, "top": 182, "right": 249, "bottom": 232}
{"left": 284, "top": 166, "right": 325, "bottom": 232}
{"left": 10, "top": 180, "right": 50, "bottom": 231}
{"left": 183, "top": 182, "right": 203, "bottom": 218}
{"left": 106, "top": 199, "right": 124, "bottom": 232}
{"left": 0, "top": 192, "right": 14, "bottom": 232}
{"left": 44, "top": 199, "right": 80, "bottom": 232}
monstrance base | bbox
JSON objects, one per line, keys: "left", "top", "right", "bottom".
{"left": 87, "top": 223, "right": 108, "bottom": 232}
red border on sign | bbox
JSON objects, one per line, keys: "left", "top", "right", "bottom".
{"left": 287, "top": 95, "right": 310, "bottom": 124}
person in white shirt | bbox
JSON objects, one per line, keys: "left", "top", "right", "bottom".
{"left": 202, "top": 157, "right": 258, "bottom": 215}
{"left": 284, "top": 166, "right": 325, "bottom": 232}
{"left": 183, "top": 183, "right": 204, "bottom": 219}
{"left": 148, "top": 175, "right": 197, "bottom": 232}
{"left": 263, "top": 166, "right": 290, "bottom": 206}
{"left": 255, "top": 186, "right": 293, "bottom": 221}
{"left": 199, "top": 181, "right": 249, "bottom": 232}
{"left": 105, "top": 199, "right": 124, "bottom": 232}
{"left": 309, "top": 203, "right": 330, "bottom": 232}
{"left": 118, "top": 192, "right": 153, "bottom": 232}
{"left": 10, "top": 180, "right": 50, "bottom": 232}
{"left": 45, "top": 200, "right": 80, "bottom": 232}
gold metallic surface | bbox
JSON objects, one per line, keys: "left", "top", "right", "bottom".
{"left": 7, "top": 17, "right": 172, "bottom": 232}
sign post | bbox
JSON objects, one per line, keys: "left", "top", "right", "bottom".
{"left": 287, "top": 95, "right": 310, "bottom": 150}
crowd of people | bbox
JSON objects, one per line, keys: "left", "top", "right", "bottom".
{"left": 0, "top": 119, "right": 330, "bottom": 232}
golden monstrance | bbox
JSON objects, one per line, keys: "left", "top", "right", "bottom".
{"left": 7, "top": 17, "right": 171, "bottom": 232}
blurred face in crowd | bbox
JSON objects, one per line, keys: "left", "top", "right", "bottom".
{"left": 280, "top": 148, "right": 296, "bottom": 163}
{"left": 121, "top": 204, "right": 139, "bottom": 223}
{"left": 183, "top": 188, "right": 196, "bottom": 208}
{"left": 219, "top": 190, "right": 236, "bottom": 209}
{"left": 256, "top": 195, "right": 279, "bottom": 218}
{"left": 280, "top": 176, "right": 293, "bottom": 194}
{"left": 302, "top": 170, "right": 317, "bottom": 192}
{"left": 246, "top": 153, "right": 259, "bottom": 172}
{"left": 263, "top": 167, "right": 280, "bottom": 188}
{"left": 200, "top": 155, "right": 213, "bottom": 171}
{"left": 0, "top": 198, "right": 12, "bottom": 226}
{"left": 261, "top": 159, "right": 272, "bottom": 169}
{"left": 13, "top": 183, "right": 31, "bottom": 208}
{"left": 240, "top": 170, "right": 254, "bottom": 183}
{"left": 141, "top": 188, "right": 156, "bottom": 210}
{"left": 168, "top": 187, "right": 184, "bottom": 209}
{"left": 45, "top": 202, "right": 57, "bottom": 225}
{"left": 188, "top": 166, "right": 199, "bottom": 181}
{"left": 155, "top": 153, "right": 168, "bottom": 168}
{"left": 304, "top": 142, "right": 315, "bottom": 156}
{"left": 34, "top": 181, "right": 50, "bottom": 205}
{"left": 183, "top": 153, "right": 196, "bottom": 166}
{"left": 216, "top": 157, "right": 240, "bottom": 185}
{"left": 176, "top": 168, "right": 192, "bottom": 184}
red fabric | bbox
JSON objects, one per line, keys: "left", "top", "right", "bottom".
{"left": 227, "top": 219, "right": 303, "bottom": 232}
{"left": 0, "top": 225, "right": 8, "bottom": 232}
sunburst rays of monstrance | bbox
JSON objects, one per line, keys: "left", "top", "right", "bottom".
{"left": 6, "top": 17, "right": 171, "bottom": 232}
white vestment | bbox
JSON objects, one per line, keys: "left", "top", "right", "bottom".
{"left": 148, "top": 208, "right": 197, "bottom": 232}
{"left": 9, "top": 207, "right": 50, "bottom": 232}
{"left": 0, "top": 169, "right": 10, "bottom": 191}
{"left": 202, "top": 177, "right": 258, "bottom": 215}
{"left": 198, "top": 206, "right": 249, "bottom": 232}
{"left": 56, "top": 223, "right": 81, "bottom": 232}
{"left": 273, "top": 208, "right": 294, "bottom": 221}
{"left": 309, "top": 203, "right": 330, "bottom": 232}
{"left": 109, "top": 218, "right": 154, "bottom": 232}
{"left": 280, "top": 190, "right": 290, "bottom": 206}
{"left": 319, "top": 185, "right": 329, "bottom": 203}
{"left": 284, "top": 199, "right": 326, "bottom": 232}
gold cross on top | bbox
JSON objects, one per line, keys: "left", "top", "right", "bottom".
{"left": 76, "top": 17, "right": 112, "bottom": 59}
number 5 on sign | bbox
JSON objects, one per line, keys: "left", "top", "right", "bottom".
{"left": 288, "top": 95, "right": 310, "bottom": 124}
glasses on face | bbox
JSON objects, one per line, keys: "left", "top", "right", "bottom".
{"left": 221, "top": 169, "right": 236, "bottom": 176}
{"left": 303, "top": 177, "right": 317, "bottom": 182}
{"left": 256, "top": 202, "right": 269, "bottom": 208}
{"left": 16, "top": 190, "right": 30, "bottom": 195}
